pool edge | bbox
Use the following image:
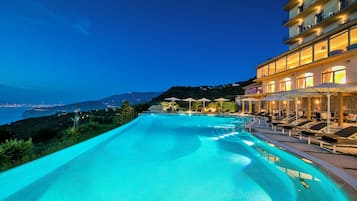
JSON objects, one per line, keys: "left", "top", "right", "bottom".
{"left": 247, "top": 127, "right": 357, "bottom": 201}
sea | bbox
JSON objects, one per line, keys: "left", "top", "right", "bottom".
{"left": 0, "top": 107, "right": 31, "bottom": 126}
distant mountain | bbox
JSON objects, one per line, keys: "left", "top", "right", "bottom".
{"left": 100, "top": 92, "right": 163, "bottom": 107}
{"left": 23, "top": 92, "right": 162, "bottom": 118}
{"left": 0, "top": 84, "right": 74, "bottom": 104}
{"left": 152, "top": 78, "right": 255, "bottom": 102}
{"left": 0, "top": 84, "right": 42, "bottom": 104}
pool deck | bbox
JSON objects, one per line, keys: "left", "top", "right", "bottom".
{"left": 249, "top": 122, "right": 357, "bottom": 200}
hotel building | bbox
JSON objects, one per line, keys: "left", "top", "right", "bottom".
{"left": 243, "top": 0, "right": 357, "bottom": 124}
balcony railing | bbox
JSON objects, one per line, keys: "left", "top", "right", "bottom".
{"left": 283, "top": 1, "right": 357, "bottom": 44}
{"left": 287, "top": 0, "right": 318, "bottom": 20}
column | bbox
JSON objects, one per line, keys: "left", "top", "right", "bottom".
{"left": 339, "top": 93, "right": 344, "bottom": 127}
{"left": 258, "top": 100, "right": 262, "bottom": 113}
{"left": 242, "top": 100, "right": 245, "bottom": 114}
{"left": 249, "top": 101, "right": 252, "bottom": 114}
{"left": 307, "top": 97, "right": 312, "bottom": 120}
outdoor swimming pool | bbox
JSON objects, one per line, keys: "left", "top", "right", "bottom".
{"left": 0, "top": 114, "right": 349, "bottom": 201}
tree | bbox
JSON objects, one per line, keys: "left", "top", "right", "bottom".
{"left": 114, "top": 101, "right": 135, "bottom": 125}
{"left": 192, "top": 102, "right": 203, "bottom": 112}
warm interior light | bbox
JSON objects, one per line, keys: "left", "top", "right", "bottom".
{"left": 315, "top": 6, "right": 321, "bottom": 13}
{"left": 315, "top": 28, "right": 321, "bottom": 36}
{"left": 339, "top": 15, "right": 347, "bottom": 24}
{"left": 297, "top": 18, "right": 303, "bottom": 24}
{"left": 283, "top": 101, "right": 287, "bottom": 105}
{"left": 297, "top": 38, "right": 303, "bottom": 45}
{"left": 272, "top": 101, "right": 276, "bottom": 105}
{"left": 297, "top": 100, "right": 301, "bottom": 104}
{"left": 314, "top": 99, "right": 320, "bottom": 104}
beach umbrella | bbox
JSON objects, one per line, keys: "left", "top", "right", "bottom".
{"left": 214, "top": 98, "right": 230, "bottom": 112}
{"left": 165, "top": 97, "right": 181, "bottom": 102}
{"left": 164, "top": 97, "right": 181, "bottom": 111}
{"left": 182, "top": 98, "right": 196, "bottom": 112}
{"left": 197, "top": 98, "right": 211, "bottom": 111}
{"left": 300, "top": 83, "right": 357, "bottom": 132}
{"left": 282, "top": 90, "right": 315, "bottom": 125}
{"left": 263, "top": 94, "right": 292, "bottom": 118}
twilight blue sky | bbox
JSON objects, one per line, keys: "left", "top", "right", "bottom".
{"left": 0, "top": 0, "right": 287, "bottom": 103}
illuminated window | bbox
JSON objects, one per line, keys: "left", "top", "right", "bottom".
{"left": 257, "top": 68, "right": 262, "bottom": 78}
{"left": 297, "top": 73, "right": 314, "bottom": 88}
{"left": 262, "top": 65, "right": 269, "bottom": 77}
{"left": 265, "top": 81, "right": 275, "bottom": 93}
{"left": 350, "top": 26, "right": 357, "bottom": 47}
{"left": 314, "top": 40, "right": 328, "bottom": 61}
{"left": 287, "top": 52, "right": 299, "bottom": 69}
{"left": 276, "top": 57, "right": 287, "bottom": 73}
{"left": 269, "top": 62, "right": 276, "bottom": 75}
{"left": 280, "top": 78, "right": 291, "bottom": 91}
{"left": 322, "top": 66, "right": 346, "bottom": 84}
{"left": 300, "top": 46, "right": 312, "bottom": 65}
{"left": 329, "top": 31, "right": 348, "bottom": 55}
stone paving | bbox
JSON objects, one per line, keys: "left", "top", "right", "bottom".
{"left": 250, "top": 123, "right": 357, "bottom": 200}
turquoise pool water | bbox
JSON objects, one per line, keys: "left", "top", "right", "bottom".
{"left": 0, "top": 114, "right": 349, "bottom": 201}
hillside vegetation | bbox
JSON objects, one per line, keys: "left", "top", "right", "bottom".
{"left": 0, "top": 101, "right": 150, "bottom": 172}
{"left": 152, "top": 78, "right": 254, "bottom": 102}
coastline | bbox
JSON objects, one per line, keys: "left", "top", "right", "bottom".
{"left": 0, "top": 107, "right": 30, "bottom": 126}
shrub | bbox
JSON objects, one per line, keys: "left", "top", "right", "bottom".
{"left": 222, "top": 102, "right": 238, "bottom": 113}
{"left": 192, "top": 102, "right": 203, "bottom": 112}
{"left": 0, "top": 138, "right": 33, "bottom": 165}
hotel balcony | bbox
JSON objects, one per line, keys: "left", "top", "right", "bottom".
{"left": 284, "top": 2, "right": 357, "bottom": 44}
{"left": 257, "top": 23, "right": 357, "bottom": 81}
{"left": 284, "top": 0, "right": 329, "bottom": 27}
{"left": 284, "top": 0, "right": 304, "bottom": 11}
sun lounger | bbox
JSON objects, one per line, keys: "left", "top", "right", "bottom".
{"left": 321, "top": 126, "right": 357, "bottom": 145}
{"left": 298, "top": 122, "right": 328, "bottom": 144}
{"left": 279, "top": 120, "right": 313, "bottom": 135}
{"left": 269, "top": 115, "right": 297, "bottom": 133}
{"left": 271, "top": 114, "right": 296, "bottom": 125}
{"left": 300, "top": 122, "right": 327, "bottom": 136}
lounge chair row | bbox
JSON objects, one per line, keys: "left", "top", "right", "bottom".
{"left": 262, "top": 116, "right": 357, "bottom": 152}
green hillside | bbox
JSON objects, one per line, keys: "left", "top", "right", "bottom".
{"left": 152, "top": 78, "right": 255, "bottom": 102}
